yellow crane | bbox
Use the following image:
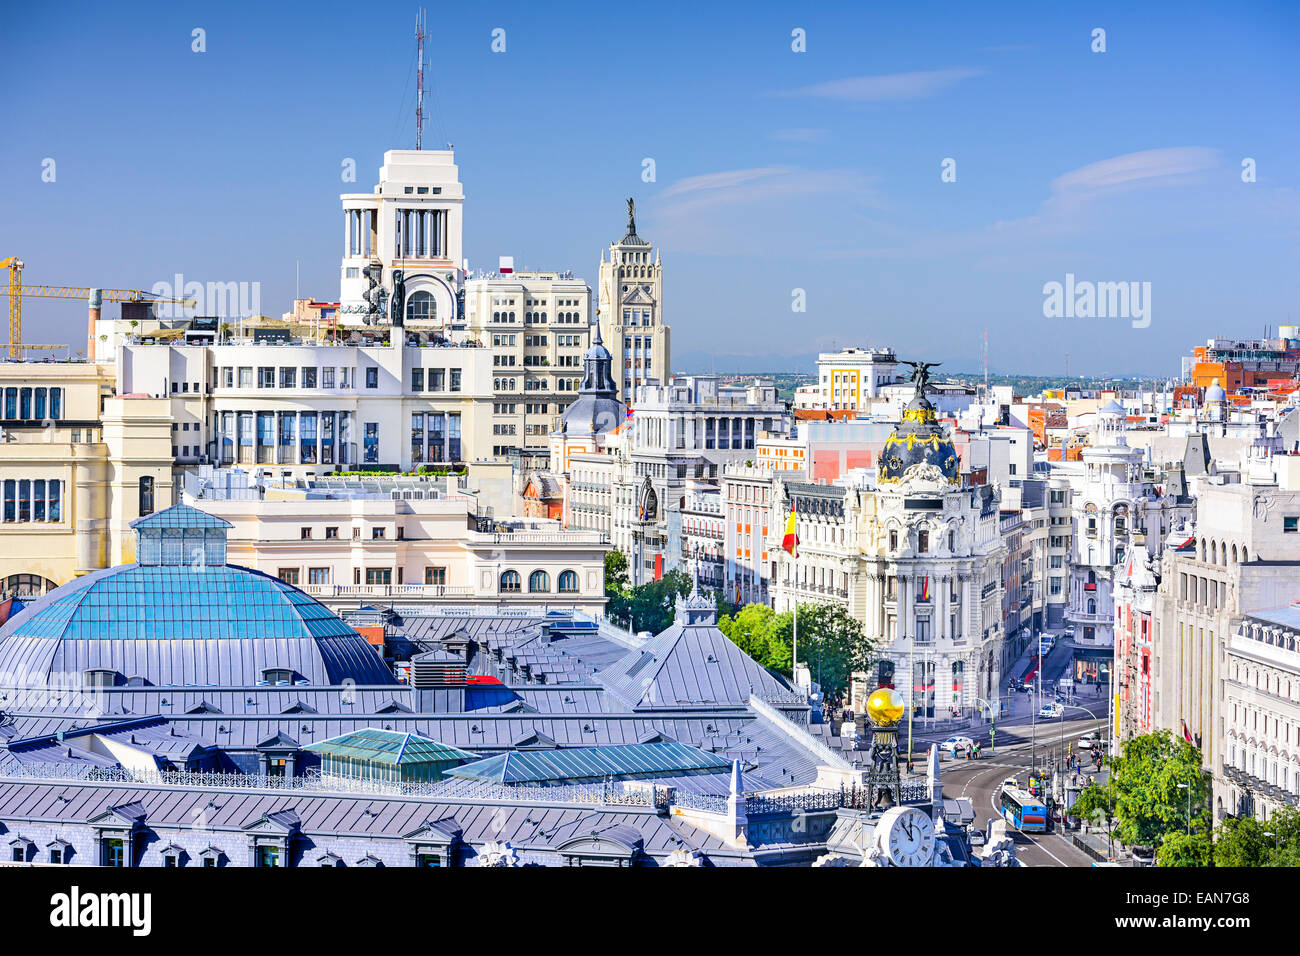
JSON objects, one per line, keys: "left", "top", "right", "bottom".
{"left": 1, "top": 256, "right": 195, "bottom": 359}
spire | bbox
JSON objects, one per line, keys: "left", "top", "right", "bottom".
{"left": 592, "top": 319, "right": 604, "bottom": 347}
{"left": 626, "top": 197, "right": 636, "bottom": 237}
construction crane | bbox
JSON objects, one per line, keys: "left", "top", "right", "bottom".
{"left": 1, "top": 257, "right": 195, "bottom": 359}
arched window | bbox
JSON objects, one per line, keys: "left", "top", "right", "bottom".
{"left": 407, "top": 291, "right": 435, "bottom": 322}
{"left": 528, "top": 570, "right": 550, "bottom": 593}
{"left": 558, "top": 570, "right": 578, "bottom": 593}
{"left": 499, "top": 570, "right": 521, "bottom": 593}
{"left": 1087, "top": 599, "right": 1097, "bottom": 615}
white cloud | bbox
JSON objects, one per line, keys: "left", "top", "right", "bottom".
{"left": 774, "top": 68, "right": 985, "bottom": 102}
{"left": 1050, "top": 147, "right": 1219, "bottom": 196}
{"left": 658, "top": 167, "right": 793, "bottom": 200}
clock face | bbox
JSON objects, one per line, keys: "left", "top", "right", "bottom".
{"left": 880, "top": 807, "right": 936, "bottom": 867}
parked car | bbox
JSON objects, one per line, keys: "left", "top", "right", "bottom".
{"left": 940, "top": 735, "right": 975, "bottom": 755}
{"left": 1131, "top": 845, "right": 1157, "bottom": 867}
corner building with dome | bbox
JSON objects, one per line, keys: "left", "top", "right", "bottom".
{"left": 772, "top": 373, "right": 1008, "bottom": 722}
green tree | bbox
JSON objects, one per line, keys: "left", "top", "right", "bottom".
{"left": 718, "top": 604, "right": 779, "bottom": 665}
{"left": 719, "top": 602, "right": 871, "bottom": 698}
{"left": 1102, "top": 730, "right": 1210, "bottom": 849}
{"left": 790, "top": 603, "right": 872, "bottom": 699}
{"left": 1071, "top": 781, "right": 1116, "bottom": 855}
{"left": 1213, "top": 806, "right": 1300, "bottom": 867}
{"left": 1157, "top": 830, "right": 1213, "bottom": 867}
{"left": 604, "top": 549, "right": 629, "bottom": 594}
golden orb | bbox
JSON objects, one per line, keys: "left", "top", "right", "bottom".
{"left": 866, "top": 687, "right": 905, "bottom": 727}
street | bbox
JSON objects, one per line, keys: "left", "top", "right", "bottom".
{"left": 935, "top": 714, "right": 1109, "bottom": 867}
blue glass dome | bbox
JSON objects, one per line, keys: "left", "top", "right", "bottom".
{"left": 0, "top": 504, "right": 396, "bottom": 688}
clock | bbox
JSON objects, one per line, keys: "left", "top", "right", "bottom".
{"left": 876, "top": 806, "right": 936, "bottom": 867}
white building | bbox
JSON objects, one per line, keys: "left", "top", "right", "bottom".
{"left": 339, "top": 150, "right": 466, "bottom": 330}
{"left": 1221, "top": 605, "right": 1300, "bottom": 821}
{"left": 807, "top": 347, "right": 903, "bottom": 412}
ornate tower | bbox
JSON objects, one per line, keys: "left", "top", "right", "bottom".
{"left": 598, "top": 199, "right": 670, "bottom": 405}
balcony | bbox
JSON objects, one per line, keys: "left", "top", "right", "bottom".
{"left": 302, "top": 583, "right": 475, "bottom": 599}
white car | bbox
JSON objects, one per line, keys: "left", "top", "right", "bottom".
{"left": 1039, "top": 703, "right": 1063, "bottom": 718}
{"left": 1077, "top": 732, "right": 1099, "bottom": 750}
{"left": 940, "top": 735, "right": 975, "bottom": 755}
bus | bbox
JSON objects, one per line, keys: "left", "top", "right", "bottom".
{"left": 999, "top": 787, "right": 1048, "bottom": 833}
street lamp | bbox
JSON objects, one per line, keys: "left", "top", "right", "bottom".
{"left": 1177, "top": 782, "right": 1191, "bottom": 835}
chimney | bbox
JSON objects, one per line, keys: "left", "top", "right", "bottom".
{"left": 87, "top": 288, "right": 102, "bottom": 360}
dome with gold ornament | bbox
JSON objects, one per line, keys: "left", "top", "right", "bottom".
{"left": 877, "top": 360, "right": 960, "bottom": 486}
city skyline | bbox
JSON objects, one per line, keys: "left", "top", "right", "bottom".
{"left": 1, "top": 1, "right": 1296, "bottom": 376}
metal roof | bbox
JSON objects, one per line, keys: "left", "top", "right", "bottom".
{"left": 598, "top": 622, "right": 793, "bottom": 710}
{"left": 446, "top": 740, "right": 732, "bottom": 785}
{"left": 306, "top": 728, "right": 475, "bottom": 766}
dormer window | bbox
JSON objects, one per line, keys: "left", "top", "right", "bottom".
{"left": 83, "top": 669, "right": 119, "bottom": 689}
{"left": 262, "top": 668, "right": 294, "bottom": 686}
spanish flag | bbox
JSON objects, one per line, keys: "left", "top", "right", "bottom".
{"left": 781, "top": 508, "right": 798, "bottom": 558}
{"left": 920, "top": 576, "right": 930, "bottom": 602}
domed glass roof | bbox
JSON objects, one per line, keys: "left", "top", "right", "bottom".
{"left": 0, "top": 503, "right": 396, "bottom": 687}
{"left": 5, "top": 564, "right": 358, "bottom": 643}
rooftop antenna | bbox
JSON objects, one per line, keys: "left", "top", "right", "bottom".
{"left": 415, "top": 8, "right": 426, "bottom": 150}
{"left": 982, "top": 328, "right": 989, "bottom": 399}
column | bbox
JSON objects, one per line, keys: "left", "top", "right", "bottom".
{"left": 365, "top": 210, "right": 373, "bottom": 257}
{"left": 344, "top": 210, "right": 351, "bottom": 257}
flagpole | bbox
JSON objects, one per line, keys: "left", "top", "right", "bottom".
{"left": 792, "top": 547, "right": 798, "bottom": 686}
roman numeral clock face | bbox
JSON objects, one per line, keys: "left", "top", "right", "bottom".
{"left": 881, "top": 807, "right": 936, "bottom": 866}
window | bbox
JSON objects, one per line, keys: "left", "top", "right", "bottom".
{"left": 411, "top": 368, "right": 424, "bottom": 391}
{"left": 364, "top": 422, "right": 379, "bottom": 463}
{"left": 408, "top": 291, "right": 435, "bottom": 322}
{"left": 138, "top": 476, "right": 155, "bottom": 516}
{"left": 102, "top": 838, "right": 126, "bottom": 868}
{"left": 258, "top": 367, "right": 275, "bottom": 388}
{"left": 365, "top": 367, "right": 378, "bottom": 388}
{"left": 429, "top": 369, "right": 445, "bottom": 391}
{"left": 372, "top": 527, "right": 386, "bottom": 539}
{"left": 322, "top": 367, "right": 335, "bottom": 388}
{"left": 917, "top": 530, "right": 928, "bottom": 553}
{"left": 300, "top": 527, "right": 313, "bottom": 539}
{"left": 238, "top": 367, "right": 253, "bottom": 387}
{"left": 1286, "top": 517, "right": 1299, "bottom": 534}
{"left": 366, "top": 568, "right": 392, "bottom": 585}
{"left": 450, "top": 369, "right": 462, "bottom": 392}
{"left": 500, "top": 569, "right": 521, "bottom": 593}
{"left": 325, "top": 526, "right": 339, "bottom": 539}
{"left": 308, "top": 568, "right": 330, "bottom": 585}
{"left": 278, "top": 568, "right": 300, "bottom": 585}
{"left": 558, "top": 569, "right": 579, "bottom": 593}
{"left": 529, "top": 570, "right": 550, "bottom": 593}
{"left": 302, "top": 367, "right": 317, "bottom": 388}
{"left": 257, "top": 846, "right": 281, "bottom": 868}
{"left": 280, "top": 367, "right": 296, "bottom": 388}
{"left": 425, "top": 567, "right": 446, "bottom": 586}
{"left": 263, "top": 668, "right": 294, "bottom": 685}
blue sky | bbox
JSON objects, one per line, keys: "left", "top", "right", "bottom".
{"left": 1, "top": 0, "right": 1296, "bottom": 375}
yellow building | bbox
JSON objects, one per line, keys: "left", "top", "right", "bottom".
{"left": 0, "top": 362, "right": 173, "bottom": 596}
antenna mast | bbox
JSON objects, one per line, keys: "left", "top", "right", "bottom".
{"left": 415, "top": 9, "right": 426, "bottom": 150}
{"left": 982, "top": 328, "right": 989, "bottom": 398}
